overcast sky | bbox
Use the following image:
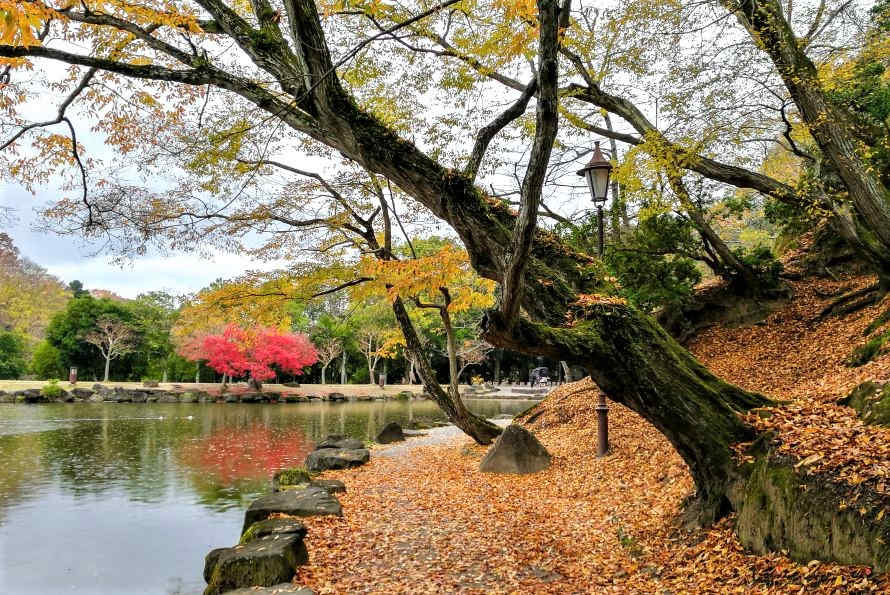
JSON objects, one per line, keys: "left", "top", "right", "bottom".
{"left": 0, "top": 181, "right": 282, "bottom": 298}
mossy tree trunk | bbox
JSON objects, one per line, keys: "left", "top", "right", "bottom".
{"left": 484, "top": 308, "right": 772, "bottom": 524}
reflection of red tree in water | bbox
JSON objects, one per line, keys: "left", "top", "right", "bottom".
{"left": 180, "top": 424, "right": 312, "bottom": 483}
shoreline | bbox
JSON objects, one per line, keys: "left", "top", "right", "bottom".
{"left": 0, "top": 383, "right": 550, "bottom": 405}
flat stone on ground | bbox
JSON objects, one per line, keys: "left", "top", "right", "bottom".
{"left": 310, "top": 479, "right": 346, "bottom": 494}
{"left": 272, "top": 468, "right": 312, "bottom": 491}
{"left": 240, "top": 517, "right": 307, "bottom": 545}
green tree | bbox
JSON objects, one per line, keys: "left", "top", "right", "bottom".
{"left": 30, "top": 340, "right": 65, "bottom": 380}
{"left": 130, "top": 291, "right": 180, "bottom": 382}
{"left": 0, "top": 330, "right": 27, "bottom": 379}
{"left": 67, "top": 280, "right": 88, "bottom": 298}
{"left": 45, "top": 296, "right": 144, "bottom": 381}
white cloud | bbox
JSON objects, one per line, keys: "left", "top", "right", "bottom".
{"left": 1, "top": 182, "right": 288, "bottom": 298}
{"left": 43, "top": 251, "right": 288, "bottom": 298}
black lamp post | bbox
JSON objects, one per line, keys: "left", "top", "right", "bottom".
{"left": 577, "top": 140, "right": 613, "bottom": 457}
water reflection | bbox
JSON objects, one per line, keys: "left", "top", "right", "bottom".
{"left": 0, "top": 399, "right": 535, "bottom": 594}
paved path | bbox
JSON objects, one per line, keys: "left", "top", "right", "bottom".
{"left": 373, "top": 418, "right": 512, "bottom": 458}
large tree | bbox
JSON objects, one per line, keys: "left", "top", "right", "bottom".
{"left": 2, "top": 0, "right": 889, "bottom": 565}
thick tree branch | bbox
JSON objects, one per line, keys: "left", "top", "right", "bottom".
{"left": 464, "top": 77, "right": 537, "bottom": 181}
{"left": 501, "top": 0, "right": 560, "bottom": 323}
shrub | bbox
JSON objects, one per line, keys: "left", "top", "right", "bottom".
{"left": 41, "top": 379, "right": 64, "bottom": 398}
{"left": 732, "top": 245, "right": 784, "bottom": 289}
{"left": 0, "top": 330, "right": 27, "bottom": 379}
{"left": 31, "top": 340, "right": 66, "bottom": 379}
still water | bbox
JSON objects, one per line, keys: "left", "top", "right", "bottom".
{"left": 0, "top": 399, "right": 534, "bottom": 595}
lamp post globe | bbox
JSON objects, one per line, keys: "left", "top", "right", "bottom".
{"left": 576, "top": 140, "right": 613, "bottom": 204}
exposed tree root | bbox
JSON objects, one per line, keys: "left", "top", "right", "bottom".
{"left": 817, "top": 282, "right": 887, "bottom": 320}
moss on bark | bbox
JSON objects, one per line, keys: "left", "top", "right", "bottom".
{"left": 730, "top": 445, "right": 890, "bottom": 572}
{"left": 840, "top": 381, "right": 890, "bottom": 426}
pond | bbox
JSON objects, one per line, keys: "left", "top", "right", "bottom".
{"left": 0, "top": 398, "right": 535, "bottom": 595}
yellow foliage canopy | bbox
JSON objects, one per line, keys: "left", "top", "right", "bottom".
{"left": 357, "top": 244, "right": 496, "bottom": 312}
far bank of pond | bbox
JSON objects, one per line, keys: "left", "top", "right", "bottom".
{"left": 0, "top": 398, "right": 535, "bottom": 595}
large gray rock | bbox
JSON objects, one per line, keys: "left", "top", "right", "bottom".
{"left": 271, "top": 468, "right": 346, "bottom": 496}
{"left": 13, "top": 388, "right": 44, "bottom": 403}
{"left": 157, "top": 392, "right": 180, "bottom": 403}
{"left": 479, "top": 424, "right": 551, "bottom": 474}
{"left": 71, "top": 388, "right": 94, "bottom": 399}
{"left": 203, "top": 534, "right": 308, "bottom": 595}
{"left": 272, "top": 467, "right": 312, "bottom": 492}
{"left": 110, "top": 387, "right": 132, "bottom": 402}
{"left": 375, "top": 422, "right": 405, "bottom": 444}
{"left": 129, "top": 391, "right": 148, "bottom": 403}
{"left": 304, "top": 448, "right": 369, "bottom": 472}
{"left": 204, "top": 548, "right": 229, "bottom": 583}
{"left": 313, "top": 435, "right": 364, "bottom": 450}
{"left": 242, "top": 487, "right": 341, "bottom": 534}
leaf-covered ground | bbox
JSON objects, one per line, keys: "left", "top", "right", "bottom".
{"left": 292, "top": 273, "right": 890, "bottom": 593}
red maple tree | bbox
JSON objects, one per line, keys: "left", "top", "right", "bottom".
{"left": 186, "top": 324, "right": 317, "bottom": 382}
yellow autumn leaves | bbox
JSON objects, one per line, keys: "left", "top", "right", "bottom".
{"left": 0, "top": 1, "right": 53, "bottom": 48}
{"left": 356, "top": 243, "right": 496, "bottom": 313}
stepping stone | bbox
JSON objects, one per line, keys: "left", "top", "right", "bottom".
{"left": 272, "top": 468, "right": 312, "bottom": 491}
{"left": 240, "top": 518, "right": 307, "bottom": 545}
{"left": 310, "top": 479, "right": 346, "bottom": 494}
{"left": 305, "top": 448, "right": 369, "bottom": 472}
{"left": 314, "top": 435, "right": 364, "bottom": 450}
{"left": 242, "top": 487, "right": 341, "bottom": 534}
{"left": 376, "top": 422, "right": 405, "bottom": 444}
{"left": 203, "top": 534, "right": 308, "bottom": 595}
